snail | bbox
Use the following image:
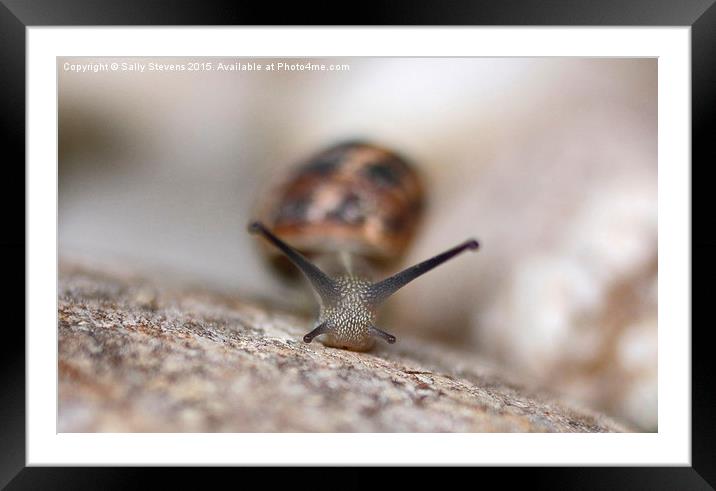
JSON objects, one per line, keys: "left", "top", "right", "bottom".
{"left": 248, "top": 141, "right": 479, "bottom": 351}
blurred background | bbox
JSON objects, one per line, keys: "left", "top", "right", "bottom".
{"left": 59, "top": 57, "right": 657, "bottom": 430}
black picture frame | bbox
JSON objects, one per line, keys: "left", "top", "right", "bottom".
{"left": 3, "top": 0, "right": 713, "bottom": 488}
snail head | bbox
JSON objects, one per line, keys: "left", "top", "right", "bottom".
{"left": 248, "top": 221, "right": 479, "bottom": 351}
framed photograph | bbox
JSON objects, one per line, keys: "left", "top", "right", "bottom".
{"left": 5, "top": 0, "right": 712, "bottom": 487}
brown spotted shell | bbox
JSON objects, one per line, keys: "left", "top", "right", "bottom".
{"left": 255, "top": 141, "right": 425, "bottom": 266}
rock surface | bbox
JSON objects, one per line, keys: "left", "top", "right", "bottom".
{"left": 58, "top": 261, "right": 630, "bottom": 433}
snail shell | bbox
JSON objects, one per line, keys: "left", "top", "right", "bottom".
{"left": 255, "top": 141, "right": 425, "bottom": 266}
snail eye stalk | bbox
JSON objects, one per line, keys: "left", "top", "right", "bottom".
{"left": 368, "top": 239, "right": 479, "bottom": 305}
{"left": 248, "top": 221, "right": 339, "bottom": 304}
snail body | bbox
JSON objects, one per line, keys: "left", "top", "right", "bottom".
{"left": 249, "top": 141, "right": 479, "bottom": 351}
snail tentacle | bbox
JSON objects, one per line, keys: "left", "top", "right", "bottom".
{"left": 368, "top": 325, "right": 396, "bottom": 344}
{"left": 303, "top": 322, "right": 330, "bottom": 343}
{"left": 368, "top": 239, "right": 479, "bottom": 304}
{"left": 248, "top": 221, "right": 339, "bottom": 304}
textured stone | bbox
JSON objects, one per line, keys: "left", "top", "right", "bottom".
{"left": 58, "top": 260, "right": 630, "bottom": 433}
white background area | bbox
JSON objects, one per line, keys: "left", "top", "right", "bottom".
{"left": 28, "top": 27, "right": 690, "bottom": 465}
